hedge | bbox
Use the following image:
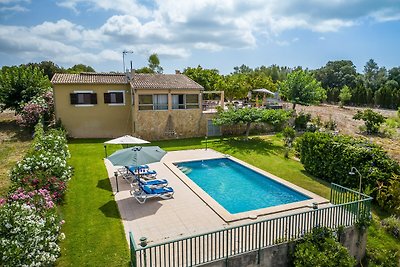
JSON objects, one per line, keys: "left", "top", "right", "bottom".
{"left": 295, "top": 132, "right": 400, "bottom": 197}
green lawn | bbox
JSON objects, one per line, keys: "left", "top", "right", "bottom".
{"left": 59, "top": 135, "right": 399, "bottom": 266}
{"left": 57, "top": 139, "right": 130, "bottom": 267}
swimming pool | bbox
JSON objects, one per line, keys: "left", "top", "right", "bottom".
{"left": 176, "top": 158, "right": 310, "bottom": 214}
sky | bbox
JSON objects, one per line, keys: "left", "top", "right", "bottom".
{"left": 1, "top": 0, "right": 400, "bottom": 74}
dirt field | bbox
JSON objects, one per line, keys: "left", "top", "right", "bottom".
{"left": 0, "top": 111, "right": 31, "bottom": 197}
{"left": 294, "top": 103, "right": 400, "bottom": 162}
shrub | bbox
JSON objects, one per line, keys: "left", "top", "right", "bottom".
{"left": 10, "top": 151, "right": 73, "bottom": 183}
{"left": 0, "top": 202, "right": 64, "bottom": 267}
{"left": 294, "top": 111, "right": 311, "bottom": 131}
{"left": 295, "top": 132, "right": 400, "bottom": 205}
{"left": 7, "top": 187, "right": 56, "bottom": 212}
{"left": 376, "top": 174, "right": 400, "bottom": 216}
{"left": 381, "top": 215, "right": 400, "bottom": 240}
{"left": 282, "top": 126, "right": 296, "bottom": 147}
{"left": 324, "top": 116, "right": 338, "bottom": 131}
{"left": 366, "top": 246, "right": 399, "bottom": 267}
{"left": 18, "top": 175, "right": 67, "bottom": 203}
{"left": 353, "top": 109, "right": 386, "bottom": 134}
{"left": 10, "top": 125, "right": 72, "bottom": 185}
{"left": 17, "top": 91, "right": 54, "bottom": 130}
{"left": 293, "top": 227, "right": 356, "bottom": 267}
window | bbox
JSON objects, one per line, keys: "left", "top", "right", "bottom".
{"left": 153, "top": 94, "right": 168, "bottom": 110}
{"left": 172, "top": 94, "right": 199, "bottom": 109}
{"left": 138, "top": 95, "right": 153, "bottom": 110}
{"left": 172, "top": 94, "right": 185, "bottom": 109}
{"left": 70, "top": 91, "right": 97, "bottom": 106}
{"left": 138, "top": 94, "right": 168, "bottom": 110}
{"left": 104, "top": 91, "right": 125, "bottom": 105}
{"left": 186, "top": 94, "right": 199, "bottom": 109}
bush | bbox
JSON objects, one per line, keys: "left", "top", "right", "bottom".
{"left": 381, "top": 215, "right": 400, "bottom": 239}
{"left": 10, "top": 125, "right": 72, "bottom": 185}
{"left": 293, "top": 227, "right": 356, "bottom": 267}
{"left": 18, "top": 175, "right": 67, "bottom": 203}
{"left": 17, "top": 91, "right": 54, "bottom": 130}
{"left": 366, "top": 246, "right": 399, "bottom": 267}
{"left": 324, "top": 116, "right": 338, "bottom": 131}
{"left": 353, "top": 109, "right": 386, "bottom": 134}
{"left": 7, "top": 187, "right": 56, "bottom": 212}
{"left": 282, "top": 126, "right": 296, "bottom": 147}
{"left": 376, "top": 174, "right": 400, "bottom": 216}
{"left": 0, "top": 202, "right": 64, "bottom": 267}
{"left": 295, "top": 132, "right": 400, "bottom": 206}
{"left": 294, "top": 111, "right": 312, "bottom": 131}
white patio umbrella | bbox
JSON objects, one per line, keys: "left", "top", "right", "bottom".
{"left": 252, "top": 88, "right": 275, "bottom": 95}
{"left": 103, "top": 135, "right": 150, "bottom": 157}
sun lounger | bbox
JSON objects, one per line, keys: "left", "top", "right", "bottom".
{"left": 131, "top": 184, "right": 174, "bottom": 204}
{"left": 127, "top": 165, "right": 157, "bottom": 177}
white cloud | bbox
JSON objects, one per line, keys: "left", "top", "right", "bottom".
{"left": 0, "top": 4, "right": 28, "bottom": 12}
{"left": 2, "top": 0, "right": 400, "bottom": 69}
{"left": 370, "top": 8, "right": 400, "bottom": 22}
{"left": 56, "top": 0, "right": 151, "bottom": 18}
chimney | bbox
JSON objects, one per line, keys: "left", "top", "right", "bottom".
{"left": 175, "top": 70, "right": 181, "bottom": 74}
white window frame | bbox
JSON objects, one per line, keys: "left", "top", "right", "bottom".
{"left": 107, "top": 90, "right": 125, "bottom": 106}
{"left": 73, "top": 90, "right": 94, "bottom": 107}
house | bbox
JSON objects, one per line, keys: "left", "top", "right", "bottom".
{"left": 51, "top": 71, "right": 224, "bottom": 140}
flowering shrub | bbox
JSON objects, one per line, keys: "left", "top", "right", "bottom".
{"left": 0, "top": 202, "right": 64, "bottom": 267}
{"left": 17, "top": 91, "right": 54, "bottom": 129}
{"left": 10, "top": 125, "right": 73, "bottom": 187}
{"left": 10, "top": 151, "right": 73, "bottom": 182}
{"left": 8, "top": 187, "right": 56, "bottom": 211}
{"left": 19, "top": 175, "right": 67, "bottom": 203}
{"left": 32, "top": 128, "right": 70, "bottom": 159}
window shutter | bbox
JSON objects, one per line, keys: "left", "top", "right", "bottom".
{"left": 104, "top": 93, "right": 111, "bottom": 104}
{"left": 70, "top": 93, "right": 78, "bottom": 104}
{"left": 116, "top": 92, "right": 124, "bottom": 103}
{"left": 91, "top": 93, "right": 97, "bottom": 104}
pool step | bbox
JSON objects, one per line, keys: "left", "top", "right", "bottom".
{"left": 178, "top": 166, "right": 192, "bottom": 175}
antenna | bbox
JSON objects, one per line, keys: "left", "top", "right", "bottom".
{"left": 122, "top": 50, "right": 134, "bottom": 72}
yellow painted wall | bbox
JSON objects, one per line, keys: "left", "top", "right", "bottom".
{"left": 53, "top": 84, "right": 132, "bottom": 138}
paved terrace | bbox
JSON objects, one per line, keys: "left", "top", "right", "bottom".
{"left": 104, "top": 149, "right": 330, "bottom": 246}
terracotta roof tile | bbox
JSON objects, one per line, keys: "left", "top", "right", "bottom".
{"left": 51, "top": 72, "right": 204, "bottom": 90}
{"left": 51, "top": 72, "right": 128, "bottom": 84}
{"left": 131, "top": 74, "right": 204, "bottom": 90}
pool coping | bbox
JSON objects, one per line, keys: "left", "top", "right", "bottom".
{"left": 164, "top": 151, "right": 329, "bottom": 222}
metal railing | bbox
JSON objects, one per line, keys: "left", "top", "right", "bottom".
{"left": 130, "top": 183, "right": 372, "bottom": 267}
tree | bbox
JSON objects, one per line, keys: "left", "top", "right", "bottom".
{"left": 26, "top": 61, "right": 65, "bottom": 80}
{"left": 212, "top": 107, "right": 291, "bottom": 140}
{"left": 279, "top": 70, "right": 326, "bottom": 109}
{"left": 353, "top": 109, "right": 386, "bottom": 134}
{"left": 363, "top": 59, "right": 387, "bottom": 93}
{"left": 339, "top": 85, "right": 352, "bottom": 107}
{"left": 183, "top": 66, "right": 222, "bottom": 91}
{"left": 148, "top": 53, "right": 163, "bottom": 73}
{"left": 0, "top": 65, "right": 51, "bottom": 112}
{"left": 67, "top": 64, "right": 95, "bottom": 73}
{"left": 314, "top": 60, "right": 357, "bottom": 90}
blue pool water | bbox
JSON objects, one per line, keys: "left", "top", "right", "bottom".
{"left": 176, "top": 158, "right": 310, "bottom": 214}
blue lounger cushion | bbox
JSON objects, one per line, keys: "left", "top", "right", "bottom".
{"left": 142, "top": 185, "right": 174, "bottom": 195}
{"left": 141, "top": 179, "right": 168, "bottom": 186}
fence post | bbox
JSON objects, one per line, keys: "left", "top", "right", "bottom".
{"left": 129, "top": 232, "right": 137, "bottom": 267}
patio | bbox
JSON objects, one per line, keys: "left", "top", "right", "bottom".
{"left": 105, "top": 149, "right": 329, "bottom": 246}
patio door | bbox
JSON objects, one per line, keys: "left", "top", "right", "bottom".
{"left": 207, "top": 120, "right": 221, "bottom": 136}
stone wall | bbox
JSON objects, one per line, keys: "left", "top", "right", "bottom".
{"left": 135, "top": 109, "right": 216, "bottom": 140}
{"left": 201, "top": 226, "right": 366, "bottom": 267}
